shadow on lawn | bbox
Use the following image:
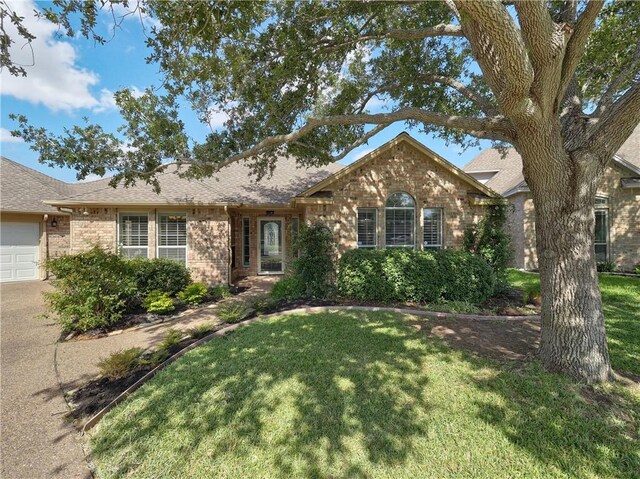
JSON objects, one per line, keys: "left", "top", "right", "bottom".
{"left": 90, "top": 311, "right": 639, "bottom": 478}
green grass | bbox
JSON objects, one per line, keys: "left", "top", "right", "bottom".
{"left": 508, "top": 270, "right": 640, "bottom": 376}
{"left": 90, "top": 308, "right": 640, "bottom": 478}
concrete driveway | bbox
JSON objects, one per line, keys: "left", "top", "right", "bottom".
{"left": 0, "top": 281, "right": 91, "bottom": 479}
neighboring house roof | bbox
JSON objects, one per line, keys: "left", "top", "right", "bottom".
{"left": 298, "top": 132, "right": 500, "bottom": 199}
{"left": 0, "top": 156, "right": 106, "bottom": 214}
{"left": 47, "top": 156, "right": 344, "bottom": 207}
{"left": 463, "top": 125, "right": 640, "bottom": 196}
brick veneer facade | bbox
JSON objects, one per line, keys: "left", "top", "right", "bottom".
{"left": 303, "top": 141, "right": 488, "bottom": 253}
{"left": 508, "top": 162, "right": 640, "bottom": 271}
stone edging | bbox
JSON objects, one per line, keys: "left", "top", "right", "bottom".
{"left": 81, "top": 305, "right": 540, "bottom": 432}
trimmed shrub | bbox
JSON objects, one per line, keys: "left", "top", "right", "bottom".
{"left": 97, "top": 348, "right": 143, "bottom": 380}
{"left": 210, "top": 284, "right": 232, "bottom": 300}
{"left": 217, "top": 300, "right": 252, "bottom": 323}
{"left": 44, "top": 247, "right": 137, "bottom": 332}
{"left": 271, "top": 276, "right": 306, "bottom": 301}
{"left": 337, "top": 248, "right": 495, "bottom": 304}
{"left": 177, "top": 282, "right": 209, "bottom": 305}
{"left": 143, "top": 290, "right": 175, "bottom": 314}
{"left": 128, "top": 258, "right": 191, "bottom": 295}
{"left": 290, "top": 223, "right": 337, "bottom": 299}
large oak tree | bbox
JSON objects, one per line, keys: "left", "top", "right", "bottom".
{"left": 5, "top": 1, "right": 640, "bottom": 383}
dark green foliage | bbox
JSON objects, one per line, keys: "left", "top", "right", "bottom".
{"left": 597, "top": 261, "right": 617, "bottom": 273}
{"left": 463, "top": 203, "right": 512, "bottom": 286}
{"left": 187, "top": 323, "right": 216, "bottom": 339}
{"left": 288, "top": 223, "right": 337, "bottom": 299}
{"left": 634, "top": 264, "right": 640, "bottom": 275}
{"left": 128, "top": 258, "right": 191, "bottom": 295}
{"left": 158, "top": 329, "right": 184, "bottom": 351}
{"left": 97, "top": 348, "right": 144, "bottom": 380}
{"left": 250, "top": 294, "right": 282, "bottom": 314}
{"left": 44, "top": 247, "right": 137, "bottom": 332}
{"left": 337, "top": 248, "right": 495, "bottom": 304}
{"left": 271, "top": 276, "right": 306, "bottom": 301}
{"left": 177, "top": 282, "right": 209, "bottom": 305}
{"left": 143, "top": 290, "right": 175, "bottom": 314}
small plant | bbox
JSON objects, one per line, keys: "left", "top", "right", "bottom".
{"left": 523, "top": 284, "right": 542, "bottom": 306}
{"left": 634, "top": 263, "right": 640, "bottom": 275}
{"left": 158, "top": 328, "right": 184, "bottom": 351}
{"left": 187, "top": 323, "right": 216, "bottom": 339}
{"left": 271, "top": 276, "right": 306, "bottom": 301}
{"left": 97, "top": 348, "right": 143, "bottom": 380}
{"left": 143, "top": 290, "right": 175, "bottom": 314}
{"left": 177, "top": 282, "right": 209, "bottom": 305}
{"left": 210, "top": 284, "right": 232, "bottom": 300}
{"left": 251, "top": 293, "right": 281, "bottom": 314}
{"left": 597, "top": 261, "right": 617, "bottom": 273}
{"left": 429, "top": 300, "right": 482, "bottom": 314}
{"left": 217, "top": 300, "right": 252, "bottom": 323}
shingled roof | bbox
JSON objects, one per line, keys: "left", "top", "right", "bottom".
{"left": 45, "top": 156, "right": 344, "bottom": 207}
{"left": 0, "top": 157, "right": 107, "bottom": 214}
{"left": 463, "top": 125, "right": 640, "bottom": 196}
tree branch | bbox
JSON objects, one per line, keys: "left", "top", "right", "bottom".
{"left": 588, "top": 81, "right": 640, "bottom": 160}
{"left": 455, "top": 0, "right": 534, "bottom": 117}
{"left": 594, "top": 40, "right": 640, "bottom": 116}
{"left": 214, "top": 108, "right": 514, "bottom": 170}
{"left": 557, "top": 0, "right": 604, "bottom": 105}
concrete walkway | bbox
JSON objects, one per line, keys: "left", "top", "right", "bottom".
{"left": 0, "top": 281, "right": 91, "bottom": 479}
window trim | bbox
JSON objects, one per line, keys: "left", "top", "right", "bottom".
{"left": 156, "top": 211, "right": 188, "bottom": 266}
{"left": 117, "top": 212, "right": 149, "bottom": 259}
{"left": 356, "top": 207, "right": 378, "bottom": 248}
{"left": 242, "top": 217, "right": 251, "bottom": 267}
{"left": 384, "top": 192, "right": 416, "bottom": 249}
{"left": 422, "top": 207, "right": 443, "bottom": 250}
{"left": 290, "top": 216, "right": 300, "bottom": 257}
{"left": 594, "top": 206, "right": 609, "bottom": 263}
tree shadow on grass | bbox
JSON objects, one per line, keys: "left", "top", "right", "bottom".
{"left": 90, "top": 311, "right": 434, "bottom": 477}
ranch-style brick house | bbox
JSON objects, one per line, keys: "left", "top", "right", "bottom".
{"left": 0, "top": 133, "right": 500, "bottom": 283}
{"left": 463, "top": 125, "right": 640, "bottom": 271}
{"left": 1, "top": 131, "right": 638, "bottom": 283}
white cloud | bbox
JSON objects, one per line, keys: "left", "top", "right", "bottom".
{"left": 355, "top": 148, "right": 373, "bottom": 160}
{"left": 0, "top": 128, "right": 24, "bottom": 143}
{"left": 0, "top": 0, "right": 110, "bottom": 112}
{"left": 76, "top": 173, "right": 106, "bottom": 183}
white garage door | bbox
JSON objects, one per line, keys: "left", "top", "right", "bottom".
{"left": 0, "top": 222, "right": 40, "bottom": 282}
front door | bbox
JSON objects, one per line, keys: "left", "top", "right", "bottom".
{"left": 258, "top": 218, "right": 284, "bottom": 274}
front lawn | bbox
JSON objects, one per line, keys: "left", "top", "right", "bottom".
{"left": 90, "top": 309, "right": 640, "bottom": 478}
{"left": 508, "top": 270, "right": 640, "bottom": 376}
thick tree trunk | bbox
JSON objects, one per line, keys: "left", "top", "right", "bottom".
{"left": 519, "top": 131, "right": 614, "bottom": 383}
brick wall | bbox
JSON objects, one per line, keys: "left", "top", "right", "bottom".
{"left": 303, "top": 141, "right": 489, "bottom": 254}
{"left": 70, "top": 208, "right": 117, "bottom": 254}
{"left": 46, "top": 215, "right": 70, "bottom": 258}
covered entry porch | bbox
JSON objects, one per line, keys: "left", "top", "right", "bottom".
{"left": 229, "top": 207, "right": 303, "bottom": 281}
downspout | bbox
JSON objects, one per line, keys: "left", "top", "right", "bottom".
{"left": 42, "top": 214, "right": 48, "bottom": 280}
{"left": 224, "top": 205, "right": 232, "bottom": 285}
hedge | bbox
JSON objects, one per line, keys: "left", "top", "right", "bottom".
{"left": 337, "top": 248, "right": 496, "bottom": 304}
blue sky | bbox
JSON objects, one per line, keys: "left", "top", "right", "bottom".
{"left": 0, "top": 0, "right": 491, "bottom": 183}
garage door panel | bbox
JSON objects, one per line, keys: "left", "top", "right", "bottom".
{"left": 0, "top": 222, "right": 40, "bottom": 282}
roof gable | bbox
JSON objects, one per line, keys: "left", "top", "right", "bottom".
{"left": 298, "top": 132, "right": 499, "bottom": 199}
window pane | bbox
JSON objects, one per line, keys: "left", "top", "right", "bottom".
{"left": 386, "top": 192, "right": 415, "bottom": 208}
{"left": 385, "top": 208, "right": 414, "bottom": 247}
{"left": 594, "top": 197, "right": 608, "bottom": 207}
{"left": 119, "top": 214, "right": 148, "bottom": 247}
{"left": 357, "top": 209, "right": 376, "bottom": 248}
{"left": 158, "top": 247, "right": 187, "bottom": 264}
{"left": 594, "top": 210, "right": 608, "bottom": 243}
{"left": 423, "top": 208, "right": 442, "bottom": 249}
{"left": 158, "top": 214, "right": 187, "bottom": 246}
{"left": 122, "top": 247, "right": 148, "bottom": 259}
{"left": 243, "top": 217, "right": 251, "bottom": 267}
{"left": 595, "top": 244, "right": 607, "bottom": 262}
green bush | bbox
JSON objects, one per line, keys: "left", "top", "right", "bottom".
{"left": 289, "top": 223, "right": 337, "bottom": 299}
{"left": 634, "top": 264, "right": 640, "bottom": 275}
{"left": 143, "top": 290, "right": 175, "bottom": 314}
{"left": 251, "top": 294, "right": 282, "bottom": 314}
{"left": 177, "top": 282, "right": 209, "bottom": 305}
{"left": 217, "top": 300, "right": 252, "bottom": 323}
{"left": 97, "top": 348, "right": 144, "bottom": 380}
{"left": 337, "top": 248, "right": 496, "bottom": 304}
{"left": 210, "top": 284, "right": 232, "bottom": 300}
{"left": 463, "top": 203, "right": 512, "bottom": 286}
{"left": 271, "top": 276, "right": 306, "bottom": 301}
{"left": 187, "top": 323, "right": 216, "bottom": 339}
{"left": 44, "top": 247, "right": 137, "bottom": 332}
{"left": 128, "top": 258, "right": 191, "bottom": 295}
{"left": 597, "top": 261, "right": 617, "bottom": 273}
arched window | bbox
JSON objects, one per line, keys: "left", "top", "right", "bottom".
{"left": 385, "top": 192, "right": 415, "bottom": 248}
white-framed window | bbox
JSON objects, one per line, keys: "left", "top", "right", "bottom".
{"left": 385, "top": 192, "right": 415, "bottom": 248}
{"left": 594, "top": 197, "right": 609, "bottom": 262}
{"left": 242, "top": 217, "right": 251, "bottom": 267}
{"left": 423, "top": 208, "right": 443, "bottom": 249}
{"left": 157, "top": 213, "right": 187, "bottom": 265}
{"left": 291, "top": 216, "right": 300, "bottom": 256}
{"left": 357, "top": 208, "right": 377, "bottom": 248}
{"left": 118, "top": 213, "right": 148, "bottom": 259}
